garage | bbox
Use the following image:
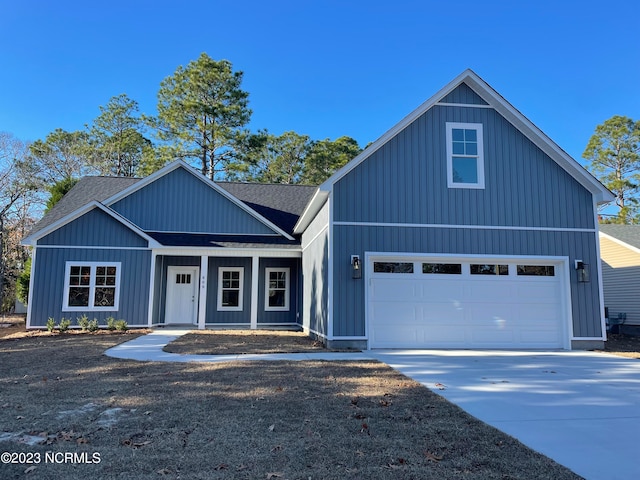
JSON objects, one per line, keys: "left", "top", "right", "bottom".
{"left": 367, "top": 255, "right": 569, "bottom": 349}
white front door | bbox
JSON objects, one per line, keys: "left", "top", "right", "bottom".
{"left": 165, "top": 266, "right": 199, "bottom": 325}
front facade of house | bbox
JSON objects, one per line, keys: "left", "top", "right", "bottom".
{"left": 24, "top": 70, "right": 613, "bottom": 349}
{"left": 24, "top": 165, "right": 313, "bottom": 331}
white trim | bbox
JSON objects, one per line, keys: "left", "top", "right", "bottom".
{"left": 446, "top": 122, "right": 485, "bottom": 189}
{"left": 293, "top": 189, "right": 327, "bottom": 235}
{"left": 217, "top": 267, "right": 244, "bottom": 311}
{"left": 572, "top": 336, "right": 607, "bottom": 341}
{"left": 25, "top": 248, "right": 36, "bottom": 329}
{"left": 155, "top": 247, "right": 301, "bottom": 257}
{"left": 264, "top": 267, "right": 290, "bottom": 311}
{"left": 147, "top": 252, "right": 157, "bottom": 328}
{"left": 327, "top": 194, "right": 334, "bottom": 339}
{"left": 435, "top": 102, "right": 494, "bottom": 108}
{"left": 301, "top": 224, "right": 329, "bottom": 252}
{"left": 594, "top": 199, "right": 608, "bottom": 338}
{"left": 364, "top": 252, "right": 572, "bottom": 350}
{"left": 334, "top": 220, "right": 597, "bottom": 233}
{"left": 198, "top": 256, "right": 208, "bottom": 330}
{"left": 250, "top": 255, "right": 259, "bottom": 329}
{"left": 22, "top": 201, "right": 159, "bottom": 247}
{"left": 101, "top": 160, "right": 296, "bottom": 241}
{"left": 62, "top": 261, "right": 121, "bottom": 312}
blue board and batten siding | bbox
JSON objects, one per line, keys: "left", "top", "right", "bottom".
{"left": 301, "top": 201, "right": 329, "bottom": 336}
{"left": 30, "top": 207, "right": 151, "bottom": 326}
{"left": 38, "top": 208, "right": 148, "bottom": 247}
{"left": 330, "top": 84, "right": 601, "bottom": 339}
{"left": 111, "top": 167, "right": 276, "bottom": 234}
{"left": 333, "top": 104, "right": 594, "bottom": 229}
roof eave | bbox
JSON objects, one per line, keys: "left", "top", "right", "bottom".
{"left": 293, "top": 188, "right": 327, "bottom": 235}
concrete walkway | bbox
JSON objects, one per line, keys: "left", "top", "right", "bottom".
{"left": 106, "top": 331, "right": 640, "bottom": 480}
{"left": 105, "top": 330, "right": 374, "bottom": 362}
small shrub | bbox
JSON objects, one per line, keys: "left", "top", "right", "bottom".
{"left": 114, "top": 319, "right": 128, "bottom": 332}
{"left": 87, "top": 319, "right": 100, "bottom": 332}
{"left": 77, "top": 315, "right": 89, "bottom": 331}
{"left": 59, "top": 317, "right": 71, "bottom": 332}
{"left": 106, "top": 316, "right": 117, "bottom": 331}
{"left": 46, "top": 317, "right": 56, "bottom": 332}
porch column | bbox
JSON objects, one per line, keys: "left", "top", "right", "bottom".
{"left": 197, "top": 255, "right": 208, "bottom": 330}
{"left": 250, "top": 255, "right": 259, "bottom": 329}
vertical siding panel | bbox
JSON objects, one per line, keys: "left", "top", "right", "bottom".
{"left": 112, "top": 167, "right": 274, "bottom": 234}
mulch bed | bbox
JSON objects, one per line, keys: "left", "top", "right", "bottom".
{"left": 163, "top": 329, "right": 342, "bottom": 355}
{"left": 599, "top": 333, "right": 640, "bottom": 359}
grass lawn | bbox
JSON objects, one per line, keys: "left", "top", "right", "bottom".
{"left": 0, "top": 320, "right": 585, "bottom": 479}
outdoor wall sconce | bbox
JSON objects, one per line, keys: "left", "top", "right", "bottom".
{"left": 351, "top": 255, "right": 362, "bottom": 279}
{"left": 575, "top": 260, "right": 590, "bottom": 283}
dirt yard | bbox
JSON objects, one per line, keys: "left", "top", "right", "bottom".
{"left": 0, "top": 325, "right": 582, "bottom": 479}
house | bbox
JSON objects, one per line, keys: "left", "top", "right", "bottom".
{"left": 599, "top": 225, "right": 640, "bottom": 334}
{"left": 23, "top": 69, "right": 614, "bottom": 350}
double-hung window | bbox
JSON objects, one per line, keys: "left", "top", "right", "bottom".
{"left": 265, "top": 268, "right": 289, "bottom": 311}
{"left": 218, "top": 267, "right": 244, "bottom": 311}
{"left": 63, "top": 262, "right": 120, "bottom": 311}
{"left": 446, "top": 122, "right": 485, "bottom": 189}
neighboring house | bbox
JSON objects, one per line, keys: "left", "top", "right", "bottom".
{"left": 599, "top": 225, "right": 640, "bottom": 334}
{"left": 23, "top": 69, "right": 614, "bottom": 350}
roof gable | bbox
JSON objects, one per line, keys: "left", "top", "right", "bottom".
{"left": 23, "top": 201, "right": 157, "bottom": 247}
{"left": 105, "top": 162, "right": 295, "bottom": 240}
{"left": 294, "top": 69, "right": 614, "bottom": 234}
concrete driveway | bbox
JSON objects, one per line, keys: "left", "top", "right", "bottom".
{"left": 370, "top": 350, "right": 640, "bottom": 480}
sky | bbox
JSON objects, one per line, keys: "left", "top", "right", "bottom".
{"left": 1, "top": 0, "right": 638, "bottom": 167}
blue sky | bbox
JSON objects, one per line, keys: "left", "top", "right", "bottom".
{"left": 1, "top": 0, "right": 638, "bottom": 165}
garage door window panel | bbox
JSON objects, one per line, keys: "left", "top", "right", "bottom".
{"left": 422, "top": 263, "right": 462, "bottom": 274}
{"left": 373, "top": 262, "right": 414, "bottom": 274}
{"left": 470, "top": 264, "right": 509, "bottom": 275}
{"left": 517, "top": 265, "right": 555, "bottom": 276}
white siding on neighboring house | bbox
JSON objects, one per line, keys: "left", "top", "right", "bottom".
{"left": 600, "top": 234, "right": 640, "bottom": 326}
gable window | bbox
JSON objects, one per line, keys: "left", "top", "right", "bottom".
{"left": 218, "top": 267, "right": 244, "bottom": 311}
{"left": 265, "top": 268, "right": 290, "bottom": 311}
{"left": 63, "top": 262, "right": 120, "bottom": 311}
{"left": 446, "top": 122, "right": 485, "bottom": 189}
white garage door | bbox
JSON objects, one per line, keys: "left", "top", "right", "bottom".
{"left": 368, "top": 256, "right": 568, "bottom": 349}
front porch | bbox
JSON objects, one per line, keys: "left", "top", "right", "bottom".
{"left": 148, "top": 249, "right": 301, "bottom": 330}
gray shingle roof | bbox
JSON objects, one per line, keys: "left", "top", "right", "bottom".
{"left": 27, "top": 174, "right": 317, "bottom": 239}
{"left": 599, "top": 225, "right": 640, "bottom": 250}
{"left": 29, "top": 176, "right": 142, "bottom": 235}
{"left": 218, "top": 182, "right": 317, "bottom": 235}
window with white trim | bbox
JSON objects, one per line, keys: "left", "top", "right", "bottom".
{"left": 217, "top": 267, "right": 244, "bottom": 311}
{"left": 265, "top": 268, "right": 290, "bottom": 311}
{"left": 446, "top": 122, "right": 485, "bottom": 189}
{"left": 63, "top": 262, "right": 120, "bottom": 311}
